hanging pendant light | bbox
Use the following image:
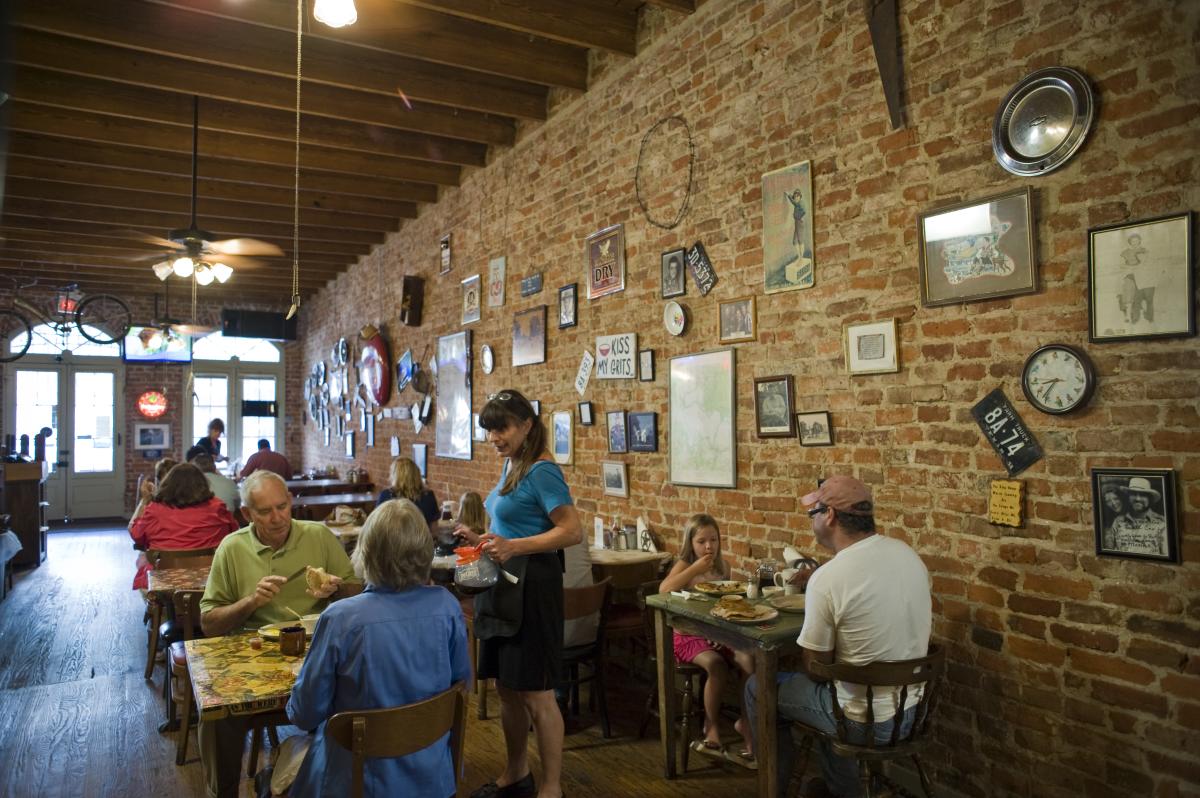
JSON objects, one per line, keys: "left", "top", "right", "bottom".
{"left": 314, "top": 0, "right": 356, "bottom": 27}
{"left": 172, "top": 256, "right": 194, "bottom": 277}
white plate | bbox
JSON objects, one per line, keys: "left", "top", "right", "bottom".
{"left": 663, "top": 301, "right": 686, "bottom": 336}
{"left": 711, "top": 605, "right": 780, "bottom": 624}
{"left": 768, "top": 594, "right": 806, "bottom": 613}
{"left": 259, "top": 614, "right": 321, "bottom": 640}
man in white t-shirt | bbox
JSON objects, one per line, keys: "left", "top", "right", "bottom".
{"left": 744, "top": 475, "right": 931, "bottom": 797}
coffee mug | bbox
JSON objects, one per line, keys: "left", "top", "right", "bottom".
{"left": 773, "top": 568, "right": 801, "bottom": 595}
{"left": 279, "top": 626, "right": 306, "bottom": 657}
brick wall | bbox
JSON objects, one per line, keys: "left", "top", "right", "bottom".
{"left": 297, "top": 1, "right": 1200, "bottom": 794}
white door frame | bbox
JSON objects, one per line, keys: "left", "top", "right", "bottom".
{"left": 184, "top": 354, "right": 286, "bottom": 469}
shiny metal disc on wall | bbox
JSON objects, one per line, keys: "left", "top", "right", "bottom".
{"left": 992, "top": 67, "right": 1095, "bottom": 176}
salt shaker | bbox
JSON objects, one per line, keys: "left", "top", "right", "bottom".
{"left": 746, "top": 580, "right": 760, "bottom": 600}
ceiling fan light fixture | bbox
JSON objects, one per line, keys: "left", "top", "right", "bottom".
{"left": 314, "top": 0, "right": 356, "bottom": 27}
{"left": 172, "top": 256, "right": 195, "bottom": 277}
{"left": 211, "top": 262, "right": 233, "bottom": 283}
{"left": 152, "top": 261, "right": 174, "bottom": 281}
{"left": 194, "top": 264, "right": 215, "bottom": 286}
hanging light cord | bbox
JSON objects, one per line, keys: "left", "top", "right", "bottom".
{"left": 287, "top": 0, "right": 304, "bottom": 319}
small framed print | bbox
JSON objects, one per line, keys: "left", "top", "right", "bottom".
{"left": 606, "top": 410, "right": 628, "bottom": 453}
{"left": 133, "top": 423, "right": 170, "bottom": 450}
{"left": 366, "top": 413, "right": 375, "bottom": 448}
{"left": 487, "top": 255, "right": 506, "bottom": 307}
{"left": 628, "top": 411, "right": 658, "bottom": 452}
{"left": 558, "top": 283, "right": 578, "bottom": 329}
{"left": 639, "top": 349, "right": 655, "bottom": 382}
{"left": 754, "top": 375, "right": 796, "bottom": 438}
{"left": 461, "top": 274, "right": 482, "bottom": 325}
{"left": 661, "top": 249, "right": 686, "bottom": 298}
{"left": 1088, "top": 212, "right": 1194, "bottom": 343}
{"left": 586, "top": 223, "right": 626, "bottom": 300}
{"left": 396, "top": 350, "right": 414, "bottom": 392}
{"left": 439, "top": 233, "right": 452, "bottom": 274}
{"left": 797, "top": 411, "right": 833, "bottom": 446}
{"left": 324, "top": 428, "right": 331, "bottom": 447}
{"left": 1091, "top": 468, "right": 1178, "bottom": 563}
{"left": 551, "top": 410, "right": 573, "bottom": 465}
{"left": 412, "top": 443, "right": 427, "bottom": 478}
{"left": 601, "top": 460, "right": 628, "bottom": 498}
{"left": 718, "top": 296, "right": 756, "bottom": 343}
{"left": 512, "top": 305, "right": 547, "bottom": 367}
{"left": 578, "top": 401, "right": 594, "bottom": 426}
{"left": 844, "top": 318, "right": 899, "bottom": 375}
{"left": 345, "top": 431, "right": 355, "bottom": 459}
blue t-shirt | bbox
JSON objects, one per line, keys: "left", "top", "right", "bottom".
{"left": 485, "top": 460, "right": 573, "bottom": 539}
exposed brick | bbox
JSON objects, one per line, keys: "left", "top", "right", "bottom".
{"left": 1049, "top": 623, "right": 1119, "bottom": 653}
{"left": 1091, "top": 680, "right": 1169, "bottom": 717}
{"left": 1008, "top": 594, "right": 1062, "bottom": 618}
{"left": 1069, "top": 649, "right": 1156, "bottom": 685}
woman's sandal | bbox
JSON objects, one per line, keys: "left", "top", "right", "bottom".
{"left": 725, "top": 747, "right": 759, "bottom": 771}
{"left": 689, "top": 738, "right": 726, "bottom": 760}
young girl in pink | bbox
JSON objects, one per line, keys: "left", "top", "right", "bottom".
{"left": 659, "top": 513, "right": 755, "bottom": 763}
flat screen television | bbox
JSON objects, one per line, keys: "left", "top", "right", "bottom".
{"left": 123, "top": 326, "right": 193, "bottom": 363}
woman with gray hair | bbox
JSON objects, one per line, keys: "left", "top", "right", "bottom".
{"left": 286, "top": 499, "right": 471, "bottom": 797}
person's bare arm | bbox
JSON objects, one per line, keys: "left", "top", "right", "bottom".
{"left": 201, "top": 575, "right": 286, "bottom": 637}
{"left": 482, "top": 504, "right": 581, "bottom": 563}
{"left": 659, "top": 555, "right": 714, "bottom": 593}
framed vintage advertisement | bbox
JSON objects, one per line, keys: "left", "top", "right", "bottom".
{"left": 844, "top": 318, "right": 899, "bottom": 375}
{"left": 512, "top": 306, "right": 546, "bottom": 367}
{"left": 558, "top": 283, "right": 578, "bottom": 329}
{"left": 797, "top": 411, "right": 833, "bottom": 446}
{"left": 628, "top": 411, "right": 658, "bottom": 452}
{"left": 133, "top": 423, "right": 170, "bottom": 450}
{"left": 669, "top": 348, "right": 736, "bottom": 488}
{"left": 461, "top": 274, "right": 482, "bottom": 325}
{"left": 487, "top": 255, "right": 506, "bottom": 307}
{"left": 718, "top": 296, "right": 756, "bottom": 343}
{"left": 1088, "top": 212, "right": 1194, "bottom": 342}
{"left": 918, "top": 186, "right": 1037, "bottom": 306}
{"left": 601, "top": 461, "right": 628, "bottom": 498}
{"left": 434, "top": 330, "right": 472, "bottom": 460}
{"left": 661, "top": 249, "right": 686, "bottom": 298}
{"left": 586, "top": 223, "right": 626, "bottom": 300}
{"left": 754, "top": 375, "right": 796, "bottom": 438}
{"left": 606, "top": 410, "right": 628, "bottom": 453}
{"left": 1091, "top": 468, "right": 1178, "bottom": 563}
{"left": 762, "top": 159, "right": 815, "bottom": 294}
{"left": 551, "top": 410, "right": 573, "bottom": 465}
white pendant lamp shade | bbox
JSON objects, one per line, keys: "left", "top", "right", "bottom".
{"left": 194, "top": 264, "right": 215, "bottom": 286}
{"left": 153, "top": 261, "right": 174, "bottom": 281}
{"left": 211, "top": 262, "right": 233, "bottom": 283}
{"left": 314, "top": 0, "right": 356, "bottom": 27}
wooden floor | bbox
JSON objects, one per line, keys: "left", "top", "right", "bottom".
{"left": 0, "top": 526, "right": 761, "bottom": 797}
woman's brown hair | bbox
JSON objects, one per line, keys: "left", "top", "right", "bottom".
{"left": 153, "top": 458, "right": 179, "bottom": 484}
{"left": 479, "top": 389, "right": 547, "bottom": 495}
{"left": 388, "top": 456, "right": 425, "bottom": 503}
{"left": 154, "top": 463, "right": 215, "bottom": 509}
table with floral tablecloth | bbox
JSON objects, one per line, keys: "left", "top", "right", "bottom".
{"left": 146, "top": 565, "right": 210, "bottom": 600}
{"left": 186, "top": 632, "right": 305, "bottom": 720}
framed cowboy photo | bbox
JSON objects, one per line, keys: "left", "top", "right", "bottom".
{"left": 1090, "top": 468, "right": 1179, "bottom": 564}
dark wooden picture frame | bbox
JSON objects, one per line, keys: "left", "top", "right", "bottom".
{"left": 606, "top": 409, "right": 628, "bottom": 453}
{"left": 628, "top": 411, "right": 658, "bottom": 452}
{"left": 753, "top": 375, "right": 796, "bottom": 438}
{"left": 661, "top": 248, "right": 686, "bottom": 298}
{"left": 797, "top": 411, "right": 833, "bottom": 446}
{"left": 558, "top": 283, "right": 578, "bottom": 329}
{"left": 578, "top": 401, "right": 594, "bottom": 426}
{"left": 1091, "top": 467, "right": 1179, "bottom": 563}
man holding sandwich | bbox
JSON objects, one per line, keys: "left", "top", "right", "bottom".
{"left": 198, "top": 469, "right": 362, "bottom": 798}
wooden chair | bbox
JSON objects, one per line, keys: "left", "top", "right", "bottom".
{"left": 457, "top": 595, "right": 490, "bottom": 720}
{"left": 788, "top": 644, "right": 945, "bottom": 798}
{"left": 168, "top": 589, "right": 205, "bottom": 765}
{"left": 326, "top": 682, "right": 468, "bottom": 798}
{"left": 559, "top": 578, "right": 612, "bottom": 738}
{"left": 597, "top": 560, "right": 661, "bottom": 675}
{"left": 143, "top": 547, "right": 216, "bottom": 680}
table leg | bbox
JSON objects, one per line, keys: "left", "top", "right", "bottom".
{"left": 653, "top": 607, "right": 676, "bottom": 779}
{"left": 755, "top": 649, "right": 778, "bottom": 798}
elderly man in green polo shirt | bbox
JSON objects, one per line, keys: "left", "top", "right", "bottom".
{"left": 197, "top": 470, "right": 363, "bottom": 798}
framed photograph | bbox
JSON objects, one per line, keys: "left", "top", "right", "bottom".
{"left": 531, "top": 400, "right": 541, "bottom": 416}
{"left": 412, "top": 443, "right": 427, "bottom": 478}
{"left": 754, "top": 375, "right": 796, "bottom": 437}
{"left": 133, "top": 423, "right": 170, "bottom": 450}
{"left": 396, "top": 349, "right": 414, "bottom": 392}
{"left": 628, "top": 411, "right": 658, "bottom": 452}
{"left": 487, "top": 255, "right": 506, "bottom": 307}
{"left": 366, "top": 413, "right": 375, "bottom": 448}
{"left": 661, "top": 249, "right": 686, "bottom": 298}
{"left": 606, "top": 410, "right": 628, "bottom": 453}
{"left": 639, "top": 349, "right": 655, "bottom": 382}
{"left": 461, "top": 274, "right": 482, "bottom": 325}
{"left": 551, "top": 410, "right": 573, "bottom": 465}
{"left": 917, "top": 186, "right": 1037, "bottom": 307}
{"left": 586, "top": 223, "right": 626, "bottom": 300}
{"left": 558, "top": 283, "right": 578, "bottom": 329}
{"left": 324, "top": 428, "right": 331, "bottom": 447}
{"left": 797, "top": 411, "right": 833, "bottom": 446}
{"left": 512, "top": 305, "right": 546, "bottom": 367}
{"left": 1088, "top": 212, "right": 1194, "bottom": 342}
{"left": 345, "top": 431, "right": 355, "bottom": 459}
{"left": 472, "top": 413, "right": 486, "bottom": 442}
{"left": 435, "top": 330, "right": 472, "bottom": 460}
{"left": 578, "top": 401, "right": 594, "bottom": 426}
{"left": 844, "top": 318, "right": 899, "bottom": 375}
{"left": 718, "top": 296, "right": 757, "bottom": 343}
{"left": 669, "top": 348, "right": 736, "bottom": 488}
{"left": 1091, "top": 468, "right": 1178, "bottom": 563}
{"left": 601, "top": 460, "right": 628, "bottom": 498}
{"left": 359, "top": 409, "right": 367, "bottom": 432}
{"left": 762, "top": 159, "right": 815, "bottom": 294}
{"left": 439, "top": 233, "right": 452, "bottom": 274}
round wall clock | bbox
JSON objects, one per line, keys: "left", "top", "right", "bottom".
{"left": 1021, "top": 343, "right": 1096, "bottom": 414}
{"left": 480, "top": 345, "right": 495, "bottom": 374}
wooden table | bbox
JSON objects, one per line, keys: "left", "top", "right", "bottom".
{"left": 588, "top": 548, "right": 671, "bottom": 567}
{"left": 186, "top": 632, "right": 305, "bottom": 720}
{"left": 645, "top": 592, "right": 805, "bottom": 797}
{"left": 291, "top": 492, "right": 377, "bottom": 521}
{"left": 328, "top": 524, "right": 362, "bottom": 554}
{"left": 284, "top": 479, "right": 373, "bottom": 497}
{"left": 146, "top": 565, "right": 210, "bottom": 600}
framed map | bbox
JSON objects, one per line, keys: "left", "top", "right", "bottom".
{"left": 434, "top": 330, "right": 472, "bottom": 460}
{"left": 669, "top": 348, "right": 736, "bottom": 488}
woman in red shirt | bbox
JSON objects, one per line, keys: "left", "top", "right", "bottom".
{"left": 129, "top": 463, "right": 239, "bottom": 589}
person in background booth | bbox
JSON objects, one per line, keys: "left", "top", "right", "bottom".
{"left": 377, "top": 456, "right": 439, "bottom": 530}
{"left": 240, "top": 438, "right": 292, "bottom": 480}
{"left": 190, "top": 452, "right": 239, "bottom": 516}
{"left": 194, "top": 418, "right": 228, "bottom": 464}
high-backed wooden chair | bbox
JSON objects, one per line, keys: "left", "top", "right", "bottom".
{"left": 597, "top": 559, "right": 662, "bottom": 673}
{"left": 168, "top": 589, "right": 205, "bottom": 765}
{"left": 143, "top": 547, "right": 216, "bottom": 680}
{"left": 457, "top": 595, "right": 490, "bottom": 720}
{"left": 326, "top": 682, "right": 468, "bottom": 798}
{"left": 788, "top": 644, "right": 945, "bottom": 798}
{"left": 560, "top": 578, "right": 612, "bottom": 737}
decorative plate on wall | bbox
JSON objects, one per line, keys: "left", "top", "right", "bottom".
{"left": 992, "top": 66, "right": 1095, "bottom": 177}
{"left": 663, "top": 301, "right": 686, "bottom": 336}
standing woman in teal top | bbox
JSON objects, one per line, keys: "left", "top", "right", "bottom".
{"left": 467, "top": 390, "right": 581, "bottom": 798}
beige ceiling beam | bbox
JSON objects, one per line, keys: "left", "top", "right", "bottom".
{"left": 642, "top": 0, "right": 696, "bottom": 12}
{"left": 0, "top": 263, "right": 324, "bottom": 302}
{"left": 0, "top": 237, "right": 352, "bottom": 269}
{"left": 0, "top": 251, "right": 336, "bottom": 286}
{"left": 399, "top": 0, "right": 636, "bottom": 55}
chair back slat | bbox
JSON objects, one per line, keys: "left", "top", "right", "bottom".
{"left": 171, "top": 589, "right": 206, "bottom": 640}
{"left": 152, "top": 547, "right": 217, "bottom": 571}
{"left": 351, "top": 717, "right": 367, "bottom": 798}
{"left": 563, "top": 578, "right": 611, "bottom": 620}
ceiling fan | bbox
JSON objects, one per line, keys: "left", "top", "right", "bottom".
{"left": 119, "top": 96, "right": 283, "bottom": 285}
{"left": 144, "top": 279, "right": 217, "bottom": 338}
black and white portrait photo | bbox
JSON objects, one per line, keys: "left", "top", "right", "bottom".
{"left": 797, "top": 411, "right": 833, "bottom": 447}
{"left": 661, "top": 249, "right": 686, "bottom": 298}
{"left": 1091, "top": 468, "right": 1178, "bottom": 563}
{"left": 754, "top": 376, "right": 795, "bottom": 437}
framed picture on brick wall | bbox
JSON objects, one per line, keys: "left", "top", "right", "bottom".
{"left": 1091, "top": 468, "right": 1179, "bottom": 564}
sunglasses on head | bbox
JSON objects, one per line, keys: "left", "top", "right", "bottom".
{"left": 487, "top": 392, "right": 515, "bottom": 402}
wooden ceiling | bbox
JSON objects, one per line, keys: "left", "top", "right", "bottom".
{"left": 0, "top": 0, "right": 693, "bottom": 308}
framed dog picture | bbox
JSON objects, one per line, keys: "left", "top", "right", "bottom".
{"left": 1091, "top": 468, "right": 1178, "bottom": 563}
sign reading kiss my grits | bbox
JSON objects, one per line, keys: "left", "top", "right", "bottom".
{"left": 595, "top": 333, "right": 637, "bottom": 379}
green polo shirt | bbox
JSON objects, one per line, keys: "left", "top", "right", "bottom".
{"left": 200, "top": 519, "right": 361, "bottom": 630}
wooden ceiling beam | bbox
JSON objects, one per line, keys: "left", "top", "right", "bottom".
{"left": 399, "top": 0, "right": 637, "bottom": 55}
{"left": 0, "top": 251, "right": 336, "bottom": 286}
{"left": 12, "top": 28, "right": 517, "bottom": 147}
{"left": 0, "top": 235, "right": 353, "bottom": 269}
{"left": 6, "top": 133, "right": 440, "bottom": 203}
{"left": 0, "top": 263, "right": 323, "bottom": 302}
{"left": 14, "top": 0, "right": 550, "bottom": 120}
{"left": 642, "top": 0, "right": 695, "bottom": 12}
{"left": 7, "top": 103, "right": 463, "bottom": 187}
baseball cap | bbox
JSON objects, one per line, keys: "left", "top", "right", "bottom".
{"left": 801, "top": 475, "right": 874, "bottom": 516}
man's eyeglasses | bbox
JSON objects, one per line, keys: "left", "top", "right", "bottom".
{"left": 806, "top": 505, "right": 828, "bottom": 518}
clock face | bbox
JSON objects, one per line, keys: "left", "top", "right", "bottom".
{"left": 1022, "top": 344, "right": 1095, "bottom": 414}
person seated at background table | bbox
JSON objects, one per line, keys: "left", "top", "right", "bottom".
{"left": 128, "top": 462, "right": 238, "bottom": 590}
{"left": 240, "top": 438, "right": 293, "bottom": 480}
{"left": 455, "top": 491, "right": 488, "bottom": 542}
{"left": 194, "top": 417, "right": 228, "bottom": 463}
{"left": 198, "top": 470, "right": 364, "bottom": 798}
{"left": 190, "top": 452, "right": 239, "bottom": 516}
{"left": 285, "top": 498, "right": 471, "bottom": 798}
{"left": 743, "top": 475, "right": 931, "bottom": 798}
{"left": 376, "top": 456, "right": 439, "bottom": 530}
{"left": 128, "top": 456, "right": 178, "bottom": 532}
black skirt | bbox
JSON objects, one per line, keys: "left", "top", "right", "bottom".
{"left": 477, "top": 552, "right": 563, "bottom": 692}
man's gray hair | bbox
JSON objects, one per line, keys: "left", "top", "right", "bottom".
{"left": 352, "top": 499, "right": 433, "bottom": 590}
{"left": 240, "top": 470, "right": 288, "bottom": 509}
{"left": 191, "top": 452, "right": 217, "bottom": 474}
